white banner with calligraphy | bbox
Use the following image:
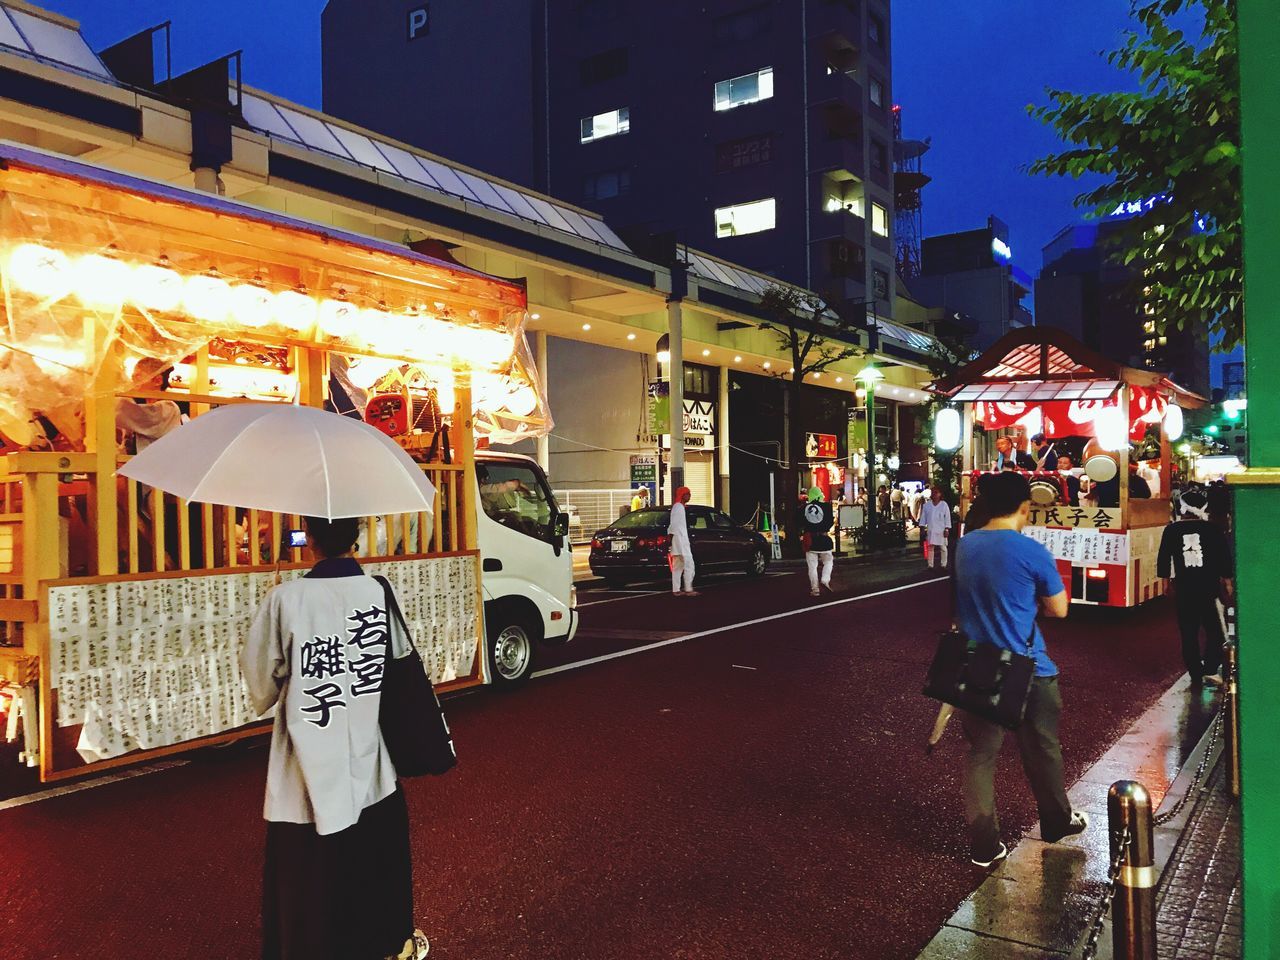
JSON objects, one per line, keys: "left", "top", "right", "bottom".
{"left": 47, "top": 555, "right": 479, "bottom": 763}
{"left": 1023, "top": 526, "right": 1129, "bottom": 566}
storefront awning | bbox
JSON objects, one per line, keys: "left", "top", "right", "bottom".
{"left": 952, "top": 380, "right": 1121, "bottom": 402}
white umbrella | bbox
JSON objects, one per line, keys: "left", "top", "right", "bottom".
{"left": 117, "top": 403, "right": 436, "bottom": 519}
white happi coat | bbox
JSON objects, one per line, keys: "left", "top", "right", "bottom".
{"left": 241, "top": 559, "right": 413, "bottom": 836}
{"left": 668, "top": 501, "right": 694, "bottom": 558}
{"left": 919, "top": 499, "right": 952, "bottom": 546}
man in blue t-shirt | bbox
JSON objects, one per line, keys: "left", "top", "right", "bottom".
{"left": 953, "top": 471, "right": 1088, "bottom": 867}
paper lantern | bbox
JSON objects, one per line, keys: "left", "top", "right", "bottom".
{"left": 934, "top": 407, "right": 961, "bottom": 451}
{"left": 71, "top": 253, "right": 132, "bottom": 310}
{"left": 133, "top": 263, "right": 184, "bottom": 313}
{"left": 231, "top": 284, "right": 274, "bottom": 328}
{"left": 183, "top": 274, "right": 233, "bottom": 324}
{"left": 1095, "top": 408, "right": 1128, "bottom": 451}
{"left": 1164, "top": 402, "right": 1184, "bottom": 442}
{"left": 7, "top": 244, "right": 71, "bottom": 301}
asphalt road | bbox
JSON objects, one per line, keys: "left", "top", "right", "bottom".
{"left": 0, "top": 555, "right": 1191, "bottom": 959}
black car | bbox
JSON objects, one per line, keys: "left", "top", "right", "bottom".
{"left": 588, "top": 506, "right": 770, "bottom": 585}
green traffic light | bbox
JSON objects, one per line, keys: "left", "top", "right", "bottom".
{"left": 1206, "top": 424, "right": 1219, "bottom": 434}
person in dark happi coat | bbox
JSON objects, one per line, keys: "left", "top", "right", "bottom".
{"left": 242, "top": 516, "right": 429, "bottom": 960}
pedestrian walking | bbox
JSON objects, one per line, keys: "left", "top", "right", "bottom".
{"left": 920, "top": 486, "right": 952, "bottom": 568}
{"left": 242, "top": 516, "right": 430, "bottom": 960}
{"left": 1157, "top": 487, "right": 1232, "bottom": 686}
{"left": 801, "top": 486, "right": 835, "bottom": 597}
{"left": 952, "top": 471, "right": 1087, "bottom": 866}
{"left": 668, "top": 485, "right": 698, "bottom": 596}
{"left": 890, "top": 484, "right": 905, "bottom": 519}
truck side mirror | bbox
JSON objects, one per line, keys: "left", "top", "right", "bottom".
{"left": 555, "top": 512, "right": 571, "bottom": 537}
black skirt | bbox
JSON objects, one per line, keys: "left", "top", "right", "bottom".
{"left": 262, "top": 787, "right": 414, "bottom": 960}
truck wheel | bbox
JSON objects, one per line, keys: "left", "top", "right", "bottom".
{"left": 745, "top": 547, "right": 768, "bottom": 577}
{"left": 488, "top": 617, "right": 536, "bottom": 687}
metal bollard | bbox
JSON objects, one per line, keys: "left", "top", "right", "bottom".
{"left": 1108, "top": 780, "right": 1157, "bottom": 960}
{"left": 1224, "top": 642, "right": 1241, "bottom": 800}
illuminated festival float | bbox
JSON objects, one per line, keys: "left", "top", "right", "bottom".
{"left": 0, "top": 144, "right": 552, "bottom": 779}
{"left": 929, "top": 327, "right": 1206, "bottom": 607}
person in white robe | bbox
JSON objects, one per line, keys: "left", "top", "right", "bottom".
{"left": 668, "top": 486, "right": 698, "bottom": 596}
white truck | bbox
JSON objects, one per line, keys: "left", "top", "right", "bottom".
{"left": 475, "top": 452, "right": 578, "bottom": 686}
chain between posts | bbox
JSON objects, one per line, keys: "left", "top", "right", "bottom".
{"left": 1081, "top": 824, "right": 1132, "bottom": 960}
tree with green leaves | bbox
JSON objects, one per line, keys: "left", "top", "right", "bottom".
{"left": 1029, "top": 0, "right": 1241, "bottom": 351}
{"left": 757, "top": 285, "right": 863, "bottom": 557}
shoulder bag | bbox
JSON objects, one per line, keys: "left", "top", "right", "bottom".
{"left": 923, "top": 625, "right": 1036, "bottom": 730}
{"left": 374, "top": 575, "right": 458, "bottom": 777}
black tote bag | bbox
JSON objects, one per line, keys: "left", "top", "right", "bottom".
{"left": 375, "top": 576, "right": 458, "bottom": 777}
{"left": 922, "top": 628, "right": 1035, "bottom": 730}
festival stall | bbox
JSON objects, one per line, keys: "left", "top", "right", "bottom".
{"left": 0, "top": 144, "right": 550, "bottom": 779}
{"left": 929, "top": 327, "right": 1204, "bottom": 607}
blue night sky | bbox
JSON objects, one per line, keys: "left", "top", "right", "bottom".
{"left": 46, "top": 0, "right": 1141, "bottom": 282}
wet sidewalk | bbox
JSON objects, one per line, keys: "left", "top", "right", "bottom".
{"left": 915, "top": 675, "right": 1219, "bottom": 959}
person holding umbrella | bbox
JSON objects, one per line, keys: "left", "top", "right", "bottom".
{"left": 243, "top": 516, "right": 430, "bottom": 960}
{"left": 119, "top": 403, "right": 442, "bottom": 960}
{"left": 668, "top": 485, "right": 698, "bottom": 596}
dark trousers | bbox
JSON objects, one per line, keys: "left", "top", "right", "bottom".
{"left": 960, "top": 676, "right": 1073, "bottom": 860}
{"left": 1175, "top": 588, "right": 1225, "bottom": 678}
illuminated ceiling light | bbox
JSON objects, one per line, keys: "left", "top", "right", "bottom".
{"left": 813, "top": 372, "right": 821, "bottom": 379}
{"left": 7, "top": 243, "right": 71, "bottom": 301}
{"left": 789, "top": 367, "right": 795, "bottom": 374}
{"left": 627, "top": 332, "right": 637, "bottom": 340}
{"left": 702, "top": 348, "right": 710, "bottom": 356}
{"left": 71, "top": 253, "right": 131, "bottom": 310}
{"left": 734, "top": 355, "right": 742, "bottom": 363}
{"left": 318, "top": 298, "right": 362, "bottom": 340}
{"left": 133, "top": 261, "right": 183, "bottom": 313}
{"left": 231, "top": 283, "right": 274, "bottom": 328}
{"left": 183, "top": 273, "right": 233, "bottom": 324}
{"left": 656, "top": 333, "right": 671, "bottom": 364}
{"left": 273, "top": 289, "right": 319, "bottom": 333}
{"left": 836, "top": 376, "right": 843, "bottom": 384}
{"left": 530, "top": 312, "right": 541, "bottom": 320}
{"left": 762, "top": 361, "right": 771, "bottom": 369}
{"left": 582, "top": 323, "right": 592, "bottom": 331}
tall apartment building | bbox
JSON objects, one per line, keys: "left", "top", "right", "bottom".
{"left": 321, "top": 0, "right": 896, "bottom": 316}
{"left": 1036, "top": 221, "right": 1210, "bottom": 397}
{"left": 910, "top": 216, "right": 1032, "bottom": 349}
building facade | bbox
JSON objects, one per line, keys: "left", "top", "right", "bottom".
{"left": 1035, "top": 221, "right": 1210, "bottom": 398}
{"left": 321, "top": 0, "right": 897, "bottom": 318}
{"left": 909, "top": 216, "right": 1032, "bottom": 350}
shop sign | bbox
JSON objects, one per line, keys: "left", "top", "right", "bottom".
{"left": 647, "top": 379, "right": 670, "bottom": 435}
{"left": 629, "top": 455, "right": 657, "bottom": 483}
{"left": 806, "top": 432, "right": 838, "bottom": 460}
{"left": 683, "top": 399, "right": 714, "bottom": 436}
{"left": 715, "top": 134, "right": 774, "bottom": 173}
{"left": 407, "top": 6, "right": 429, "bottom": 39}
{"left": 847, "top": 408, "right": 868, "bottom": 453}
{"left": 1027, "top": 506, "right": 1119, "bottom": 530}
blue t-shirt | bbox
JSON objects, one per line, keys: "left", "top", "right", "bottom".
{"left": 954, "top": 529, "right": 1065, "bottom": 677}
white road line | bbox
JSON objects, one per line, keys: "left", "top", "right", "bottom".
{"left": 533, "top": 576, "right": 950, "bottom": 680}
{"left": 0, "top": 759, "right": 188, "bottom": 811}
{"left": 731, "top": 664, "right": 758, "bottom": 671}
{"left": 576, "top": 572, "right": 787, "bottom": 606}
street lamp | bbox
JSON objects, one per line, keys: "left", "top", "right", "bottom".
{"left": 655, "top": 333, "right": 671, "bottom": 366}
{"left": 855, "top": 364, "right": 884, "bottom": 543}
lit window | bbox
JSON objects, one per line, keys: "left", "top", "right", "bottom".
{"left": 1158, "top": 336, "right": 1167, "bottom": 345}
{"left": 869, "top": 77, "right": 884, "bottom": 108}
{"left": 714, "top": 67, "right": 774, "bottom": 111}
{"left": 715, "top": 197, "right": 776, "bottom": 238}
{"left": 871, "top": 202, "right": 889, "bottom": 237}
{"left": 1144, "top": 338, "right": 1156, "bottom": 351}
{"left": 1143, "top": 320, "right": 1156, "bottom": 334}
{"left": 580, "top": 107, "right": 630, "bottom": 143}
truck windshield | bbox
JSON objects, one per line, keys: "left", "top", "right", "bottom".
{"left": 477, "top": 461, "right": 556, "bottom": 541}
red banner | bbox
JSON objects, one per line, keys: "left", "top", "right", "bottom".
{"left": 974, "top": 386, "right": 1164, "bottom": 442}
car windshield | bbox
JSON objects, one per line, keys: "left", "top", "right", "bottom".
{"left": 477, "top": 460, "right": 556, "bottom": 541}
{"left": 610, "top": 508, "right": 669, "bottom": 530}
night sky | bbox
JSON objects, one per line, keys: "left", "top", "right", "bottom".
{"left": 46, "top": 0, "right": 1140, "bottom": 286}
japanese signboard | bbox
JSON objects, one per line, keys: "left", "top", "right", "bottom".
{"left": 715, "top": 134, "right": 774, "bottom": 173}
{"left": 683, "top": 400, "right": 714, "bottom": 436}
{"left": 1027, "top": 505, "right": 1120, "bottom": 529}
{"left": 806, "top": 432, "right": 838, "bottom": 460}
{"left": 629, "top": 455, "right": 658, "bottom": 500}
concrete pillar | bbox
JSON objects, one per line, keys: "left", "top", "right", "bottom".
{"left": 718, "top": 365, "right": 731, "bottom": 510}
{"left": 192, "top": 167, "right": 220, "bottom": 194}
{"left": 667, "top": 297, "right": 685, "bottom": 494}
{"left": 535, "top": 330, "right": 550, "bottom": 472}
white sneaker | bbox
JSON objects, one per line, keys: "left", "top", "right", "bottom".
{"left": 413, "top": 929, "right": 430, "bottom": 959}
{"left": 971, "top": 842, "right": 1008, "bottom": 868}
